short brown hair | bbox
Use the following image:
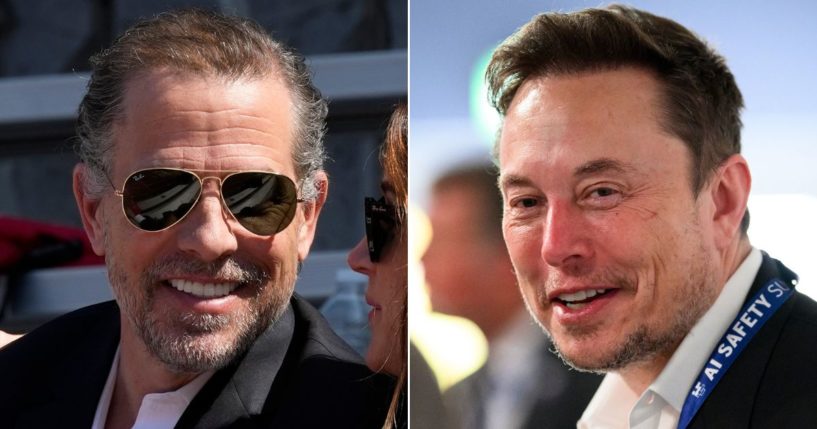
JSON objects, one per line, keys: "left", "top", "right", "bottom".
{"left": 487, "top": 5, "right": 744, "bottom": 201}
{"left": 432, "top": 163, "right": 504, "bottom": 245}
{"left": 76, "top": 8, "right": 327, "bottom": 201}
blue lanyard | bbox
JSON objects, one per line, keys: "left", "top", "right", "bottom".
{"left": 677, "top": 278, "right": 794, "bottom": 429}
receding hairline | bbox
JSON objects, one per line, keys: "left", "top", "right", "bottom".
{"left": 117, "top": 66, "right": 294, "bottom": 117}
{"left": 105, "top": 68, "right": 299, "bottom": 171}
{"left": 496, "top": 65, "right": 684, "bottom": 161}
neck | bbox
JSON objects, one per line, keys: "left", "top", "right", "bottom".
{"left": 106, "top": 321, "right": 200, "bottom": 428}
{"left": 618, "top": 349, "right": 676, "bottom": 395}
{"left": 718, "top": 238, "right": 752, "bottom": 293}
{"left": 618, "top": 239, "right": 753, "bottom": 395}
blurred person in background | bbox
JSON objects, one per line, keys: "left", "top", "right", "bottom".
{"left": 489, "top": 5, "right": 817, "bottom": 428}
{"left": 348, "top": 103, "right": 408, "bottom": 428}
{"left": 422, "top": 163, "right": 601, "bottom": 429}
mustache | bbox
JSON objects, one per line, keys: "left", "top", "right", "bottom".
{"left": 144, "top": 254, "right": 271, "bottom": 286}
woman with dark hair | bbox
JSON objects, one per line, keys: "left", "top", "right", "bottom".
{"left": 347, "top": 103, "right": 407, "bottom": 428}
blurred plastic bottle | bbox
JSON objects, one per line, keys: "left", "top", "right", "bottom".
{"left": 319, "top": 268, "right": 371, "bottom": 356}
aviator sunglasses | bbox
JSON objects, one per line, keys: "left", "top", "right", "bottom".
{"left": 364, "top": 196, "right": 397, "bottom": 262}
{"left": 111, "top": 168, "right": 303, "bottom": 235}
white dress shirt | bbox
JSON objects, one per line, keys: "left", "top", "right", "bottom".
{"left": 91, "top": 346, "right": 214, "bottom": 429}
{"left": 578, "top": 248, "right": 762, "bottom": 429}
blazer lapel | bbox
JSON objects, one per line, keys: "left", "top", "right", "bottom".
{"left": 688, "top": 253, "right": 799, "bottom": 428}
{"left": 177, "top": 305, "right": 295, "bottom": 429}
{"left": 15, "top": 302, "right": 120, "bottom": 429}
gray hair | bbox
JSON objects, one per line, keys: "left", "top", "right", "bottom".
{"left": 75, "top": 8, "right": 327, "bottom": 201}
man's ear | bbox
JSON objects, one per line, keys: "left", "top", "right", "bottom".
{"left": 297, "top": 171, "right": 329, "bottom": 261}
{"left": 709, "top": 154, "right": 751, "bottom": 249}
{"left": 73, "top": 164, "right": 107, "bottom": 256}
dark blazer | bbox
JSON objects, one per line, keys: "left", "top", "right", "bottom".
{"left": 409, "top": 342, "right": 446, "bottom": 429}
{"left": 444, "top": 336, "right": 602, "bottom": 429}
{"left": 0, "top": 295, "right": 392, "bottom": 428}
{"left": 689, "top": 253, "right": 817, "bottom": 428}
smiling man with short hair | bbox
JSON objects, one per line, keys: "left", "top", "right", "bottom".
{"left": 0, "top": 9, "right": 388, "bottom": 428}
{"left": 488, "top": 5, "right": 817, "bottom": 428}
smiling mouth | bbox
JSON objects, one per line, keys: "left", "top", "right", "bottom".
{"left": 556, "top": 289, "right": 612, "bottom": 310}
{"left": 168, "top": 279, "right": 240, "bottom": 298}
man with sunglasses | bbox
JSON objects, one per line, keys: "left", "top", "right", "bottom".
{"left": 489, "top": 5, "right": 817, "bottom": 429}
{"left": 0, "top": 9, "right": 389, "bottom": 428}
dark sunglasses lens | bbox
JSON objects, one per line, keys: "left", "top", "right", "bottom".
{"left": 122, "top": 169, "right": 201, "bottom": 231}
{"left": 222, "top": 172, "right": 298, "bottom": 235}
{"left": 365, "top": 197, "right": 395, "bottom": 262}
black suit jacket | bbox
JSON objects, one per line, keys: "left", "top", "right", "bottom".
{"left": 0, "top": 295, "right": 391, "bottom": 428}
{"left": 689, "top": 253, "right": 817, "bottom": 428}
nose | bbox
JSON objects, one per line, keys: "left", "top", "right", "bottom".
{"left": 176, "top": 182, "right": 239, "bottom": 262}
{"left": 540, "top": 202, "right": 593, "bottom": 269}
{"left": 347, "top": 236, "right": 373, "bottom": 276}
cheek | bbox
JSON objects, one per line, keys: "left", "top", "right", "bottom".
{"left": 609, "top": 207, "right": 700, "bottom": 315}
{"left": 365, "top": 330, "right": 388, "bottom": 370}
{"left": 379, "top": 259, "right": 406, "bottom": 321}
{"left": 102, "top": 215, "right": 160, "bottom": 271}
{"left": 503, "top": 222, "right": 543, "bottom": 276}
{"left": 382, "top": 260, "right": 406, "bottom": 312}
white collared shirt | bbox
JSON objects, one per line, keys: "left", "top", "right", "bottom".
{"left": 91, "top": 346, "right": 214, "bottom": 429}
{"left": 578, "top": 248, "right": 763, "bottom": 429}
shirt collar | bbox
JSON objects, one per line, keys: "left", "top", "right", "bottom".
{"left": 649, "top": 247, "right": 761, "bottom": 411}
{"left": 579, "top": 247, "right": 762, "bottom": 427}
{"left": 91, "top": 345, "right": 120, "bottom": 429}
{"left": 91, "top": 344, "right": 215, "bottom": 429}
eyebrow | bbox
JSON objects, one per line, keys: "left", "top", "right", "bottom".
{"left": 573, "top": 158, "right": 635, "bottom": 178}
{"left": 500, "top": 158, "right": 635, "bottom": 190}
{"left": 499, "top": 174, "right": 535, "bottom": 191}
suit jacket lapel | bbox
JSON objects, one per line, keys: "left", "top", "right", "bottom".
{"left": 15, "top": 302, "right": 120, "bottom": 429}
{"left": 177, "top": 305, "right": 295, "bottom": 429}
{"left": 689, "top": 253, "right": 799, "bottom": 428}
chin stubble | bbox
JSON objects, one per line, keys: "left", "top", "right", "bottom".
{"left": 106, "top": 240, "right": 295, "bottom": 374}
{"left": 522, "top": 239, "right": 719, "bottom": 374}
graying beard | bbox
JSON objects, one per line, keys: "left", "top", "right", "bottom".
{"left": 538, "top": 273, "right": 715, "bottom": 373}
{"left": 525, "top": 242, "right": 717, "bottom": 374}
{"left": 104, "top": 222, "right": 294, "bottom": 374}
{"left": 142, "top": 305, "right": 271, "bottom": 374}
{"left": 136, "top": 279, "right": 292, "bottom": 374}
{"left": 546, "top": 324, "right": 684, "bottom": 374}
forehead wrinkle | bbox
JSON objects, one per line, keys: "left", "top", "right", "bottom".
{"left": 158, "top": 127, "right": 283, "bottom": 143}
{"left": 147, "top": 111, "right": 283, "bottom": 134}
{"left": 193, "top": 147, "right": 289, "bottom": 172}
{"left": 137, "top": 143, "right": 289, "bottom": 171}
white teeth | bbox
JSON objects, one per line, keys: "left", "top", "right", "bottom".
{"left": 559, "top": 290, "right": 587, "bottom": 302}
{"left": 557, "top": 289, "right": 609, "bottom": 303}
{"left": 169, "top": 279, "right": 238, "bottom": 298}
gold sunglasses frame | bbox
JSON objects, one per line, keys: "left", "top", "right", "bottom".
{"left": 109, "top": 167, "right": 305, "bottom": 235}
